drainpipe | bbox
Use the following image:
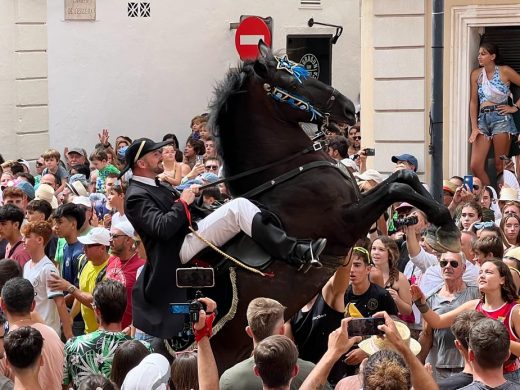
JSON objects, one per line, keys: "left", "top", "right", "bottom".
{"left": 430, "top": 0, "right": 444, "bottom": 203}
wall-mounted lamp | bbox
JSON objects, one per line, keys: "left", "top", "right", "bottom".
{"left": 307, "top": 18, "right": 343, "bottom": 44}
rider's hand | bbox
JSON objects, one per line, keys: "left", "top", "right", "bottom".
{"left": 180, "top": 188, "right": 196, "bottom": 204}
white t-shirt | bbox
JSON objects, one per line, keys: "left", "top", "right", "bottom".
{"left": 23, "top": 255, "right": 63, "bottom": 335}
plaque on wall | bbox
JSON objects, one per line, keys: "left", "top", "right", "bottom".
{"left": 65, "top": 0, "right": 96, "bottom": 21}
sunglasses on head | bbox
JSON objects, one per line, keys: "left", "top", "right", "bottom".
{"left": 440, "top": 259, "right": 459, "bottom": 268}
{"left": 353, "top": 246, "right": 372, "bottom": 264}
{"left": 473, "top": 221, "right": 495, "bottom": 230}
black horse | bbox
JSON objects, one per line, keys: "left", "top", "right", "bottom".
{"left": 203, "top": 42, "right": 460, "bottom": 371}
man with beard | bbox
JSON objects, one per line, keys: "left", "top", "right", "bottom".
{"left": 123, "top": 138, "right": 327, "bottom": 339}
{"left": 347, "top": 125, "right": 361, "bottom": 158}
{"left": 106, "top": 220, "right": 144, "bottom": 330}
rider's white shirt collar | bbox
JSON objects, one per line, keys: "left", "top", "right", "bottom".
{"left": 132, "top": 175, "right": 157, "bottom": 187}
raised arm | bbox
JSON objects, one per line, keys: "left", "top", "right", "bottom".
{"left": 322, "top": 254, "right": 352, "bottom": 312}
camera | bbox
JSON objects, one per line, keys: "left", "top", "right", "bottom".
{"left": 170, "top": 291, "right": 207, "bottom": 324}
{"left": 395, "top": 215, "right": 418, "bottom": 228}
{"left": 170, "top": 268, "right": 214, "bottom": 324}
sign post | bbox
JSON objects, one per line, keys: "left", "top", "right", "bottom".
{"left": 235, "top": 16, "right": 272, "bottom": 60}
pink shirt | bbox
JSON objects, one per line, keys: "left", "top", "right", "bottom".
{"left": 6, "top": 323, "right": 64, "bottom": 390}
{"left": 106, "top": 253, "right": 145, "bottom": 328}
{"left": 5, "top": 240, "right": 31, "bottom": 269}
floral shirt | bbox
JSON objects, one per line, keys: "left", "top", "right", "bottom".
{"left": 62, "top": 330, "right": 151, "bottom": 386}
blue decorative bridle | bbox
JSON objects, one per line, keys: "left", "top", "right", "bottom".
{"left": 264, "top": 54, "right": 336, "bottom": 123}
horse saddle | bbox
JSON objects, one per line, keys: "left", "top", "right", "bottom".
{"left": 191, "top": 231, "right": 272, "bottom": 272}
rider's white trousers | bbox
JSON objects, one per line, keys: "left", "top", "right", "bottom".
{"left": 179, "top": 198, "right": 260, "bottom": 264}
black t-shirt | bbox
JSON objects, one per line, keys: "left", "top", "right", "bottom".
{"left": 290, "top": 293, "right": 344, "bottom": 364}
{"left": 344, "top": 282, "right": 398, "bottom": 317}
{"left": 437, "top": 372, "right": 473, "bottom": 390}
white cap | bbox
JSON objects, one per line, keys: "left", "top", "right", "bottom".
{"left": 78, "top": 227, "right": 110, "bottom": 246}
{"left": 354, "top": 169, "right": 386, "bottom": 184}
{"left": 72, "top": 195, "right": 92, "bottom": 208}
{"left": 111, "top": 220, "right": 136, "bottom": 239}
{"left": 122, "top": 353, "right": 171, "bottom": 390}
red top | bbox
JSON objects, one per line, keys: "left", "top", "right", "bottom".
{"left": 6, "top": 240, "right": 31, "bottom": 269}
{"left": 475, "top": 300, "right": 519, "bottom": 341}
{"left": 106, "top": 253, "right": 145, "bottom": 329}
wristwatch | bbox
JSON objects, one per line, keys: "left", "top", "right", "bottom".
{"left": 67, "top": 285, "right": 76, "bottom": 294}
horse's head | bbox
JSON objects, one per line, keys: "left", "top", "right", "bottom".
{"left": 250, "top": 41, "right": 357, "bottom": 127}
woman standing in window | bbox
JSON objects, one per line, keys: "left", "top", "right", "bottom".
{"left": 469, "top": 42, "right": 520, "bottom": 186}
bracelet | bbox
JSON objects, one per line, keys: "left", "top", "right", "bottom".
{"left": 414, "top": 299, "right": 430, "bottom": 314}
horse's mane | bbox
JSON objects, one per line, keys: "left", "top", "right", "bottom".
{"left": 208, "top": 62, "right": 252, "bottom": 138}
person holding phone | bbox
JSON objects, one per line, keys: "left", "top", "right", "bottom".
{"left": 469, "top": 42, "right": 520, "bottom": 186}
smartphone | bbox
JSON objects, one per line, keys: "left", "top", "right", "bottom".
{"left": 363, "top": 148, "right": 376, "bottom": 156}
{"left": 463, "top": 175, "right": 473, "bottom": 191}
{"left": 347, "top": 317, "right": 385, "bottom": 337}
{"left": 176, "top": 267, "right": 215, "bottom": 288}
{"left": 196, "top": 155, "right": 204, "bottom": 164}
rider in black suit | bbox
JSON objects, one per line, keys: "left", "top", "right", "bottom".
{"left": 123, "top": 138, "right": 326, "bottom": 339}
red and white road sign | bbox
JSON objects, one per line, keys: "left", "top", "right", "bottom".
{"left": 235, "top": 16, "right": 272, "bottom": 60}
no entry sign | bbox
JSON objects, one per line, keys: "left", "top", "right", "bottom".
{"left": 235, "top": 16, "right": 272, "bottom": 60}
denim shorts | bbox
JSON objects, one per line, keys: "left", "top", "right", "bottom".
{"left": 478, "top": 111, "right": 518, "bottom": 137}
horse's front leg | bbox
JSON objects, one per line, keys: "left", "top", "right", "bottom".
{"left": 345, "top": 182, "right": 460, "bottom": 252}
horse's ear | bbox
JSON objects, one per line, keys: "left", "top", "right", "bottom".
{"left": 253, "top": 40, "right": 270, "bottom": 79}
{"left": 258, "top": 40, "right": 270, "bottom": 59}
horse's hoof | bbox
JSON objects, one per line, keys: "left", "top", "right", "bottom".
{"left": 424, "top": 227, "right": 447, "bottom": 253}
{"left": 436, "top": 227, "right": 461, "bottom": 253}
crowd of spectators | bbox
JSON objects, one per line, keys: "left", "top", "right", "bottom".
{"left": 0, "top": 112, "right": 519, "bottom": 390}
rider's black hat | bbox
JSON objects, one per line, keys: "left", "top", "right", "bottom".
{"left": 119, "top": 138, "right": 173, "bottom": 178}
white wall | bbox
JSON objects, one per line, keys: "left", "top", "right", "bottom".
{"left": 47, "top": 0, "right": 360, "bottom": 152}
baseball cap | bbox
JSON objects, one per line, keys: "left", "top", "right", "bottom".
{"left": 67, "top": 147, "right": 87, "bottom": 157}
{"left": 391, "top": 154, "right": 418, "bottom": 172}
{"left": 78, "top": 227, "right": 111, "bottom": 246}
{"left": 72, "top": 196, "right": 92, "bottom": 208}
{"left": 122, "top": 353, "right": 171, "bottom": 390}
{"left": 120, "top": 138, "right": 174, "bottom": 177}
{"left": 395, "top": 202, "right": 414, "bottom": 211}
{"left": 16, "top": 181, "right": 35, "bottom": 200}
{"left": 111, "top": 220, "right": 136, "bottom": 239}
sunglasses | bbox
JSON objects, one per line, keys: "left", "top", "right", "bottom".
{"left": 353, "top": 136, "right": 361, "bottom": 140}
{"left": 36, "top": 162, "right": 44, "bottom": 167}
{"left": 109, "top": 233, "right": 126, "bottom": 240}
{"left": 205, "top": 165, "right": 219, "bottom": 171}
{"left": 440, "top": 260, "right": 459, "bottom": 268}
{"left": 473, "top": 221, "right": 495, "bottom": 230}
{"left": 473, "top": 185, "right": 480, "bottom": 191}
{"left": 353, "top": 246, "right": 372, "bottom": 264}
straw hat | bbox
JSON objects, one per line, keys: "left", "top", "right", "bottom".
{"left": 359, "top": 320, "right": 421, "bottom": 356}
{"left": 66, "top": 180, "right": 89, "bottom": 197}
{"left": 34, "top": 184, "right": 58, "bottom": 209}
{"left": 499, "top": 187, "right": 519, "bottom": 202}
{"left": 442, "top": 180, "right": 457, "bottom": 195}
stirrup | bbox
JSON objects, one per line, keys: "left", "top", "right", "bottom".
{"left": 297, "top": 240, "right": 324, "bottom": 272}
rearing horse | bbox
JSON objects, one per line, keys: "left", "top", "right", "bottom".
{"left": 205, "top": 42, "right": 460, "bottom": 371}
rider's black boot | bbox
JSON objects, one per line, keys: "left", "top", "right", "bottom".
{"left": 250, "top": 213, "right": 326, "bottom": 269}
